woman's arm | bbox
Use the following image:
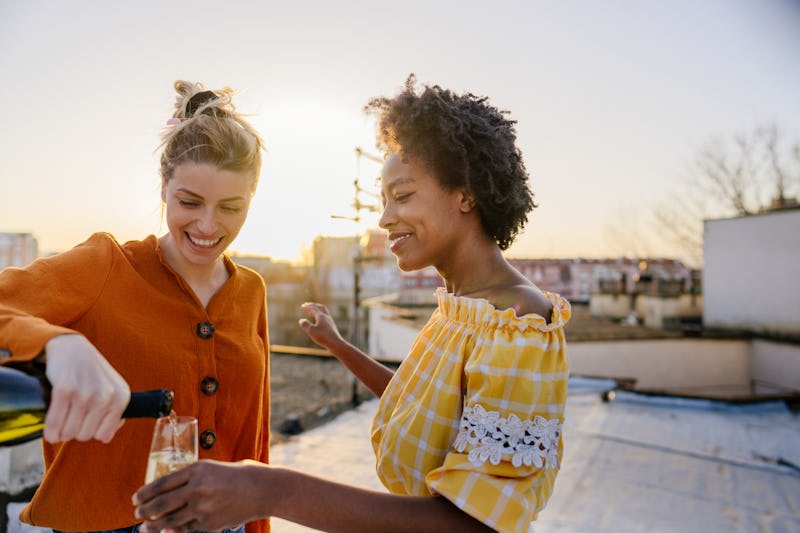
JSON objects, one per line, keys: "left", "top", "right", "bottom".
{"left": 133, "top": 460, "right": 494, "bottom": 533}
{"left": 298, "top": 302, "right": 394, "bottom": 397}
{"left": 0, "top": 234, "right": 132, "bottom": 443}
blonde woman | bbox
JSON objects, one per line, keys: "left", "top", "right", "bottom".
{"left": 0, "top": 81, "right": 269, "bottom": 533}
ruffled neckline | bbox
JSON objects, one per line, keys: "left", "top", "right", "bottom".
{"left": 435, "top": 287, "right": 571, "bottom": 332}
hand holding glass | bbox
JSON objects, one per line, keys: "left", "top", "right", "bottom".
{"left": 145, "top": 416, "right": 198, "bottom": 484}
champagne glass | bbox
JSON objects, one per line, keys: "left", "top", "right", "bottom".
{"left": 145, "top": 415, "right": 198, "bottom": 484}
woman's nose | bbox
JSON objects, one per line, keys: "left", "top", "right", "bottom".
{"left": 196, "top": 209, "right": 219, "bottom": 233}
{"left": 378, "top": 203, "right": 394, "bottom": 229}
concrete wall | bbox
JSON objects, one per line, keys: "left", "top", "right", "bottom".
{"left": 638, "top": 296, "right": 680, "bottom": 328}
{"left": 567, "top": 338, "right": 751, "bottom": 390}
{"left": 704, "top": 209, "right": 800, "bottom": 335}
{"left": 590, "top": 294, "right": 632, "bottom": 319}
{"left": 366, "top": 304, "right": 420, "bottom": 362}
{"left": 365, "top": 305, "right": 800, "bottom": 398}
{"left": 591, "top": 293, "right": 703, "bottom": 327}
{"left": 0, "top": 441, "right": 42, "bottom": 497}
{"left": 750, "top": 339, "right": 800, "bottom": 394}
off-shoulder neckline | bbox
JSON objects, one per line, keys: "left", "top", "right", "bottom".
{"left": 435, "top": 287, "right": 571, "bottom": 332}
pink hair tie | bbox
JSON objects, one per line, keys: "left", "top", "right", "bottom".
{"left": 166, "top": 118, "right": 182, "bottom": 126}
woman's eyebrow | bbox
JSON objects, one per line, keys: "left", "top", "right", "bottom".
{"left": 385, "top": 177, "right": 415, "bottom": 193}
{"left": 175, "top": 188, "right": 247, "bottom": 202}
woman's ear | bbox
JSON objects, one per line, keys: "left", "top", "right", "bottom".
{"left": 160, "top": 180, "right": 167, "bottom": 203}
{"left": 459, "top": 190, "right": 476, "bottom": 213}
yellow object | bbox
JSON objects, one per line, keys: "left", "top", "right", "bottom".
{"left": 372, "top": 288, "right": 570, "bottom": 533}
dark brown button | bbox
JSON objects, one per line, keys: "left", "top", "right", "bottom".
{"left": 200, "top": 429, "right": 216, "bottom": 449}
{"left": 200, "top": 376, "right": 219, "bottom": 395}
{"left": 196, "top": 322, "right": 215, "bottom": 339}
{"left": 0, "top": 348, "right": 11, "bottom": 361}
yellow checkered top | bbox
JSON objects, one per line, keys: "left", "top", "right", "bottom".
{"left": 371, "top": 288, "right": 571, "bottom": 533}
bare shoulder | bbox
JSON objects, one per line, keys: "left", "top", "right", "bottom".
{"left": 490, "top": 283, "right": 554, "bottom": 322}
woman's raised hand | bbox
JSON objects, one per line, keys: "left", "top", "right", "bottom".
{"left": 297, "top": 302, "right": 346, "bottom": 351}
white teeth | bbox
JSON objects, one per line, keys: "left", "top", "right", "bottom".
{"left": 390, "top": 235, "right": 411, "bottom": 246}
{"left": 189, "top": 236, "right": 220, "bottom": 248}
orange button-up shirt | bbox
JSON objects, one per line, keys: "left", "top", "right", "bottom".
{"left": 0, "top": 233, "right": 270, "bottom": 533}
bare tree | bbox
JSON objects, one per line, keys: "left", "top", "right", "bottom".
{"left": 653, "top": 124, "right": 799, "bottom": 266}
{"left": 651, "top": 193, "right": 706, "bottom": 267}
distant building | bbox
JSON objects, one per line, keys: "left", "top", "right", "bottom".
{"left": 398, "top": 266, "right": 444, "bottom": 304}
{"left": 230, "top": 253, "right": 313, "bottom": 347}
{"left": 703, "top": 206, "right": 800, "bottom": 337}
{"left": 307, "top": 231, "right": 401, "bottom": 348}
{"left": 509, "top": 257, "right": 694, "bottom": 304}
{"left": 0, "top": 232, "right": 38, "bottom": 269}
{"left": 582, "top": 257, "right": 701, "bottom": 329}
{"left": 363, "top": 255, "right": 703, "bottom": 359}
{"left": 572, "top": 206, "right": 800, "bottom": 400}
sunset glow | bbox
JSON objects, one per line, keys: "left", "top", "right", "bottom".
{"left": 1, "top": 1, "right": 798, "bottom": 266}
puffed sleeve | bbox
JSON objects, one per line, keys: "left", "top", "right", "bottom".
{"left": 426, "top": 296, "right": 570, "bottom": 533}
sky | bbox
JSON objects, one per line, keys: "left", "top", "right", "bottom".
{"left": 1, "top": 0, "right": 799, "bottom": 266}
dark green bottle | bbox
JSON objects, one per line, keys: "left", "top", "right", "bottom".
{"left": 0, "top": 365, "right": 173, "bottom": 447}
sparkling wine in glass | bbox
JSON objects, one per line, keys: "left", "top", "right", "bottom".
{"left": 145, "top": 415, "right": 198, "bottom": 484}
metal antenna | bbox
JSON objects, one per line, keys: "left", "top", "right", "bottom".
{"left": 330, "top": 147, "right": 382, "bottom": 223}
{"left": 329, "top": 147, "right": 382, "bottom": 406}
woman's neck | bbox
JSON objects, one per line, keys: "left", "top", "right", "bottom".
{"left": 439, "top": 239, "right": 518, "bottom": 297}
{"left": 158, "top": 235, "right": 229, "bottom": 307}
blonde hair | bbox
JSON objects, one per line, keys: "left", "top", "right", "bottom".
{"left": 160, "top": 80, "right": 265, "bottom": 194}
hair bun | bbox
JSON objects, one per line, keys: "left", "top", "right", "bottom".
{"left": 186, "top": 90, "right": 220, "bottom": 117}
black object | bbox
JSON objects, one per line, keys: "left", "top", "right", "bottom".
{"left": 200, "top": 429, "right": 216, "bottom": 449}
{"left": 200, "top": 376, "right": 218, "bottom": 395}
{"left": 196, "top": 322, "right": 215, "bottom": 339}
{"left": 0, "top": 365, "right": 173, "bottom": 447}
{"left": 186, "top": 91, "right": 219, "bottom": 117}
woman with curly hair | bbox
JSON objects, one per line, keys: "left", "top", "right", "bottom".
{"left": 134, "top": 75, "right": 570, "bottom": 533}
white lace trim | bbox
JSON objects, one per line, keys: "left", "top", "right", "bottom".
{"left": 453, "top": 403, "right": 562, "bottom": 469}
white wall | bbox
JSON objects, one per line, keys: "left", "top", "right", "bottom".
{"left": 703, "top": 209, "right": 800, "bottom": 335}
{"left": 750, "top": 339, "right": 800, "bottom": 394}
{"left": 568, "top": 338, "right": 751, "bottom": 391}
{"left": 366, "top": 304, "right": 421, "bottom": 362}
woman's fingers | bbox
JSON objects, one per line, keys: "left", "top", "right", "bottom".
{"left": 43, "top": 335, "right": 130, "bottom": 443}
{"left": 135, "top": 460, "right": 267, "bottom": 533}
{"left": 42, "top": 385, "right": 71, "bottom": 442}
{"left": 138, "top": 502, "right": 196, "bottom": 533}
{"left": 135, "top": 470, "right": 196, "bottom": 532}
{"left": 134, "top": 464, "right": 194, "bottom": 509}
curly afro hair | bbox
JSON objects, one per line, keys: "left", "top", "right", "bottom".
{"left": 365, "top": 74, "right": 536, "bottom": 250}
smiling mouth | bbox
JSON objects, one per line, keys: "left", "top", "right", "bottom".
{"left": 187, "top": 234, "right": 224, "bottom": 248}
{"left": 389, "top": 233, "right": 412, "bottom": 252}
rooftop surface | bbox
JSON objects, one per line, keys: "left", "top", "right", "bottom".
{"left": 271, "top": 377, "right": 800, "bottom": 532}
{"left": 8, "top": 377, "right": 799, "bottom": 532}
